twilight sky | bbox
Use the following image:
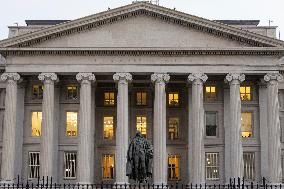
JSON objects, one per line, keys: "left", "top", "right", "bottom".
{"left": 0, "top": 0, "right": 283, "bottom": 40}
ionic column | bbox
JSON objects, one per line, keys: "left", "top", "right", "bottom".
{"left": 187, "top": 73, "right": 208, "bottom": 184}
{"left": 113, "top": 73, "right": 132, "bottom": 184}
{"left": 224, "top": 73, "right": 245, "bottom": 181}
{"left": 151, "top": 73, "right": 170, "bottom": 185}
{"left": 263, "top": 73, "right": 283, "bottom": 183}
{"left": 76, "top": 73, "right": 96, "bottom": 184}
{"left": 0, "top": 73, "right": 23, "bottom": 182}
{"left": 38, "top": 73, "right": 58, "bottom": 181}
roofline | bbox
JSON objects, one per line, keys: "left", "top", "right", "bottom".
{"left": 0, "top": 2, "right": 283, "bottom": 47}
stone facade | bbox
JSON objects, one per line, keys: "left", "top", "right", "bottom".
{"left": 0, "top": 1, "right": 283, "bottom": 185}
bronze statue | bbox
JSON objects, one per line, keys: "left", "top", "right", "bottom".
{"left": 126, "top": 131, "right": 153, "bottom": 183}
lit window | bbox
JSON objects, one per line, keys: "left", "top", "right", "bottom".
{"left": 205, "top": 86, "right": 217, "bottom": 101}
{"left": 205, "top": 153, "right": 219, "bottom": 180}
{"left": 32, "top": 112, "right": 42, "bottom": 137}
{"left": 66, "top": 86, "right": 78, "bottom": 100}
{"left": 136, "top": 116, "right": 147, "bottom": 138}
{"left": 104, "top": 117, "right": 114, "bottom": 140}
{"left": 168, "top": 118, "right": 179, "bottom": 140}
{"left": 205, "top": 112, "right": 217, "bottom": 137}
{"left": 104, "top": 92, "right": 115, "bottom": 106}
{"left": 136, "top": 92, "right": 147, "bottom": 106}
{"left": 243, "top": 152, "right": 255, "bottom": 181}
{"left": 66, "top": 112, "right": 78, "bottom": 137}
{"left": 102, "top": 154, "right": 114, "bottom": 180}
{"left": 168, "top": 155, "right": 180, "bottom": 180}
{"left": 240, "top": 86, "right": 251, "bottom": 101}
{"left": 64, "top": 152, "right": 77, "bottom": 179}
{"left": 32, "top": 85, "right": 43, "bottom": 100}
{"left": 28, "top": 152, "right": 40, "bottom": 179}
{"left": 168, "top": 92, "right": 179, "bottom": 106}
{"left": 241, "top": 112, "right": 253, "bottom": 138}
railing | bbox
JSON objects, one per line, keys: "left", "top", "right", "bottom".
{"left": 0, "top": 177, "right": 281, "bottom": 189}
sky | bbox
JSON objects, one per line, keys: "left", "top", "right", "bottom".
{"left": 0, "top": 0, "right": 283, "bottom": 40}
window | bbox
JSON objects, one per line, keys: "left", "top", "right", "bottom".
{"left": 66, "top": 112, "right": 78, "bottom": 137}
{"left": 104, "top": 117, "right": 114, "bottom": 140}
{"left": 28, "top": 152, "right": 40, "bottom": 179}
{"left": 136, "top": 92, "right": 147, "bottom": 106}
{"left": 168, "top": 155, "right": 180, "bottom": 180}
{"left": 168, "top": 118, "right": 179, "bottom": 140}
{"left": 240, "top": 86, "right": 251, "bottom": 101}
{"left": 102, "top": 154, "right": 114, "bottom": 180}
{"left": 243, "top": 152, "right": 255, "bottom": 180}
{"left": 205, "top": 153, "right": 219, "bottom": 180}
{"left": 32, "top": 85, "right": 43, "bottom": 100}
{"left": 205, "top": 86, "right": 217, "bottom": 101}
{"left": 168, "top": 92, "right": 179, "bottom": 107}
{"left": 64, "top": 152, "right": 77, "bottom": 179}
{"left": 241, "top": 112, "right": 253, "bottom": 138}
{"left": 104, "top": 92, "right": 115, "bottom": 106}
{"left": 32, "top": 112, "right": 42, "bottom": 137}
{"left": 136, "top": 116, "right": 147, "bottom": 138}
{"left": 205, "top": 112, "right": 217, "bottom": 137}
{"left": 66, "top": 86, "right": 78, "bottom": 100}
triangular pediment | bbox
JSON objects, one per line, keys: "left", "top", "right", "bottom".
{"left": 0, "top": 2, "right": 284, "bottom": 48}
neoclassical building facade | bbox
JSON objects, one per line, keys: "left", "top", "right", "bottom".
{"left": 0, "top": 1, "right": 284, "bottom": 185}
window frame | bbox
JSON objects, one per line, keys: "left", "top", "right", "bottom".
{"left": 243, "top": 152, "right": 255, "bottom": 181}
{"left": 168, "top": 154, "right": 180, "bottom": 181}
{"left": 104, "top": 92, "right": 115, "bottom": 106}
{"left": 168, "top": 117, "right": 179, "bottom": 140}
{"left": 168, "top": 92, "right": 180, "bottom": 107}
{"left": 136, "top": 116, "right": 147, "bottom": 138}
{"left": 28, "top": 151, "right": 40, "bottom": 179}
{"left": 31, "top": 111, "right": 42, "bottom": 137}
{"left": 66, "top": 111, "right": 78, "bottom": 137}
{"left": 102, "top": 154, "right": 115, "bottom": 180}
{"left": 63, "top": 151, "right": 77, "bottom": 180}
{"left": 240, "top": 86, "right": 252, "bottom": 101}
{"left": 205, "top": 112, "right": 218, "bottom": 138}
{"left": 66, "top": 85, "right": 78, "bottom": 100}
{"left": 204, "top": 86, "right": 217, "bottom": 101}
{"left": 103, "top": 116, "right": 114, "bottom": 140}
{"left": 241, "top": 111, "right": 253, "bottom": 138}
{"left": 31, "top": 84, "right": 43, "bottom": 100}
{"left": 205, "top": 152, "right": 220, "bottom": 181}
{"left": 136, "top": 91, "right": 147, "bottom": 106}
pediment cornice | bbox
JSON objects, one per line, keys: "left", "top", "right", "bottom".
{"left": 0, "top": 2, "right": 284, "bottom": 48}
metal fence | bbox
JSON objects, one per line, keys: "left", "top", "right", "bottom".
{"left": 0, "top": 177, "right": 281, "bottom": 189}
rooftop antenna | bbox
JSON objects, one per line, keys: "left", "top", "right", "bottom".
{"left": 269, "top": 20, "right": 273, "bottom": 26}
{"left": 279, "top": 31, "right": 281, "bottom": 40}
{"left": 150, "top": 0, "right": 159, "bottom": 5}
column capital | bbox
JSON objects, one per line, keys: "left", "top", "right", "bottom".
{"left": 187, "top": 73, "right": 208, "bottom": 83}
{"left": 0, "top": 72, "right": 21, "bottom": 82}
{"left": 264, "top": 73, "right": 283, "bottom": 82}
{"left": 151, "top": 73, "right": 170, "bottom": 83}
{"left": 76, "top": 73, "right": 96, "bottom": 82}
{"left": 113, "top": 73, "right": 132, "bottom": 83}
{"left": 38, "top": 73, "right": 58, "bottom": 82}
{"left": 225, "top": 73, "right": 245, "bottom": 83}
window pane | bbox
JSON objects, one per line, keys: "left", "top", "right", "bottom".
{"left": 240, "top": 86, "right": 251, "bottom": 101}
{"left": 169, "top": 118, "right": 179, "bottom": 140}
{"left": 66, "top": 86, "right": 78, "bottom": 100}
{"left": 104, "top": 92, "right": 115, "bottom": 106}
{"left": 243, "top": 152, "right": 255, "bottom": 180}
{"left": 32, "top": 85, "right": 43, "bottom": 100}
{"left": 64, "top": 152, "right": 77, "bottom": 179}
{"left": 205, "top": 113, "right": 217, "bottom": 137}
{"left": 102, "top": 154, "right": 114, "bottom": 180}
{"left": 32, "top": 112, "right": 42, "bottom": 137}
{"left": 66, "top": 112, "right": 78, "bottom": 137}
{"left": 241, "top": 112, "right": 252, "bottom": 138}
{"left": 28, "top": 152, "right": 40, "bottom": 179}
{"left": 136, "top": 116, "right": 147, "bottom": 138}
{"left": 136, "top": 92, "right": 147, "bottom": 106}
{"left": 205, "top": 153, "right": 219, "bottom": 180}
{"left": 205, "top": 86, "right": 217, "bottom": 101}
{"left": 169, "top": 93, "right": 179, "bottom": 106}
{"left": 168, "top": 155, "right": 180, "bottom": 180}
{"left": 104, "top": 117, "right": 114, "bottom": 140}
